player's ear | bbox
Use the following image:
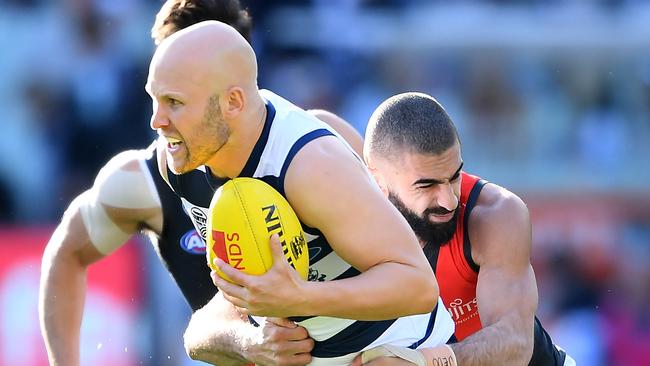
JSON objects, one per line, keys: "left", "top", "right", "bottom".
{"left": 221, "top": 86, "right": 245, "bottom": 119}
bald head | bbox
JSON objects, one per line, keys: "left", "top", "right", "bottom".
{"left": 149, "top": 20, "right": 258, "bottom": 98}
{"left": 364, "top": 92, "right": 459, "bottom": 166}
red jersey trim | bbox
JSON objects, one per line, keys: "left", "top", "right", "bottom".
{"left": 435, "top": 172, "right": 487, "bottom": 341}
{"left": 462, "top": 175, "right": 487, "bottom": 273}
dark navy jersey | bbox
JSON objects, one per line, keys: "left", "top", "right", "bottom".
{"left": 143, "top": 143, "right": 216, "bottom": 312}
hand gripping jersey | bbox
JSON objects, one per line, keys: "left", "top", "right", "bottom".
{"left": 165, "top": 90, "right": 455, "bottom": 366}
{"left": 429, "top": 172, "right": 569, "bottom": 365}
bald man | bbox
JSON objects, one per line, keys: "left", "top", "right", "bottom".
{"left": 39, "top": 2, "right": 364, "bottom": 365}
{"left": 147, "top": 21, "right": 455, "bottom": 366}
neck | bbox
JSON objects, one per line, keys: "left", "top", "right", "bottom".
{"left": 205, "top": 92, "right": 266, "bottom": 178}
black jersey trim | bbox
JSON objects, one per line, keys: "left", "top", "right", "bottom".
{"left": 203, "top": 166, "right": 229, "bottom": 193}
{"left": 311, "top": 318, "right": 398, "bottom": 358}
{"left": 278, "top": 128, "right": 335, "bottom": 197}
{"left": 423, "top": 243, "right": 442, "bottom": 273}
{"left": 407, "top": 304, "right": 439, "bottom": 349}
{"left": 198, "top": 102, "right": 277, "bottom": 197}
{"left": 304, "top": 234, "right": 333, "bottom": 263}
{"left": 169, "top": 168, "right": 215, "bottom": 207}
{"left": 248, "top": 315, "right": 260, "bottom": 327}
{"left": 333, "top": 265, "right": 361, "bottom": 280}
{"left": 145, "top": 147, "right": 168, "bottom": 230}
{"left": 528, "top": 316, "right": 567, "bottom": 366}
{"left": 462, "top": 179, "right": 487, "bottom": 274}
{"left": 240, "top": 101, "right": 276, "bottom": 178}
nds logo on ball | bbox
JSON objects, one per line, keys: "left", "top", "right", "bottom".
{"left": 211, "top": 230, "right": 245, "bottom": 270}
{"left": 262, "top": 204, "right": 306, "bottom": 270}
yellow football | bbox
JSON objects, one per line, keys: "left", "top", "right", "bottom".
{"left": 207, "top": 177, "right": 309, "bottom": 281}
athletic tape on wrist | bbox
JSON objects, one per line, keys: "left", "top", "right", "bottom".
{"left": 360, "top": 345, "right": 426, "bottom": 366}
{"left": 359, "top": 344, "right": 457, "bottom": 366}
{"left": 420, "top": 345, "right": 457, "bottom": 366}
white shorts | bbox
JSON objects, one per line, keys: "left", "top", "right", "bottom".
{"left": 308, "top": 298, "right": 455, "bottom": 366}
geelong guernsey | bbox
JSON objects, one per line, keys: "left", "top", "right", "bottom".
{"left": 166, "top": 90, "right": 454, "bottom": 365}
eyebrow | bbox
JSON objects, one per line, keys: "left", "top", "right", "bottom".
{"left": 144, "top": 85, "right": 182, "bottom": 101}
{"left": 412, "top": 162, "right": 464, "bottom": 186}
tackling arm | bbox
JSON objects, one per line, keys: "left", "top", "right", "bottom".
{"left": 448, "top": 186, "right": 537, "bottom": 365}
{"left": 185, "top": 293, "right": 314, "bottom": 366}
{"left": 356, "top": 186, "right": 537, "bottom": 366}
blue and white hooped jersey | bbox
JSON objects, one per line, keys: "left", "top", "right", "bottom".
{"left": 167, "top": 89, "right": 454, "bottom": 365}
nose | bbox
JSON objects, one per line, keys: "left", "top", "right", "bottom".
{"left": 436, "top": 183, "right": 458, "bottom": 212}
{"left": 150, "top": 103, "right": 168, "bottom": 130}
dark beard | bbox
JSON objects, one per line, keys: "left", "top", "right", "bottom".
{"left": 388, "top": 190, "right": 458, "bottom": 249}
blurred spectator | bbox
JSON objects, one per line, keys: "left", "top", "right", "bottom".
{"left": 576, "top": 81, "right": 629, "bottom": 168}
{"left": 600, "top": 233, "right": 650, "bottom": 366}
{"left": 59, "top": 4, "right": 152, "bottom": 204}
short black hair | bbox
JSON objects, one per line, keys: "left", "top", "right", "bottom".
{"left": 152, "top": 0, "right": 252, "bottom": 45}
{"left": 365, "top": 92, "right": 459, "bottom": 162}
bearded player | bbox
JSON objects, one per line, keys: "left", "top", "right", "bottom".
{"left": 358, "top": 92, "right": 575, "bottom": 366}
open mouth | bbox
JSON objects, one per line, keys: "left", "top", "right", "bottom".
{"left": 165, "top": 137, "right": 183, "bottom": 152}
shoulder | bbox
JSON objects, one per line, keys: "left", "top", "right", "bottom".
{"left": 287, "top": 133, "right": 365, "bottom": 182}
{"left": 283, "top": 134, "right": 372, "bottom": 228}
{"left": 468, "top": 182, "right": 531, "bottom": 266}
{"left": 97, "top": 149, "right": 151, "bottom": 182}
{"left": 92, "top": 147, "right": 162, "bottom": 211}
{"left": 471, "top": 183, "right": 529, "bottom": 225}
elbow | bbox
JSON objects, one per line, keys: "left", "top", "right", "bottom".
{"left": 183, "top": 334, "right": 203, "bottom": 361}
{"left": 185, "top": 346, "right": 203, "bottom": 362}
{"left": 185, "top": 344, "right": 200, "bottom": 361}
{"left": 183, "top": 319, "right": 203, "bottom": 361}
{"left": 412, "top": 268, "right": 439, "bottom": 314}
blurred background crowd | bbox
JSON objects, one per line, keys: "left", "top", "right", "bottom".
{"left": 1, "top": 0, "right": 649, "bottom": 365}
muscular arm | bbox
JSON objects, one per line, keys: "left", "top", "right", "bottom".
{"left": 449, "top": 186, "right": 537, "bottom": 365}
{"left": 285, "top": 136, "right": 437, "bottom": 319}
{"left": 215, "top": 136, "right": 436, "bottom": 319}
{"left": 185, "top": 293, "right": 314, "bottom": 366}
{"left": 185, "top": 293, "right": 255, "bottom": 366}
{"left": 39, "top": 151, "right": 161, "bottom": 366}
{"left": 39, "top": 198, "right": 105, "bottom": 366}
